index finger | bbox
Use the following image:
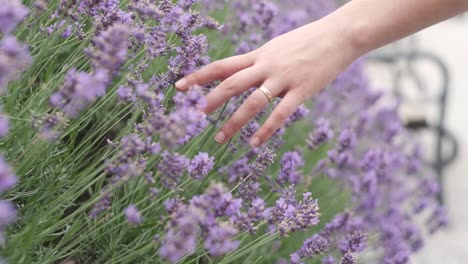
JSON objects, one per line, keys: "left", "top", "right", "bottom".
{"left": 175, "top": 53, "right": 255, "bottom": 91}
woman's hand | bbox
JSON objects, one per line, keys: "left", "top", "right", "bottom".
{"left": 175, "top": 20, "right": 360, "bottom": 148}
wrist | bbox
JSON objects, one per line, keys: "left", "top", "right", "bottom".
{"left": 317, "top": 3, "right": 377, "bottom": 60}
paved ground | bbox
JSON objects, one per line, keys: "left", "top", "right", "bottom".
{"left": 366, "top": 17, "right": 468, "bottom": 264}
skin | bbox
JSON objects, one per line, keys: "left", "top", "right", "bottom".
{"left": 175, "top": 0, "right": 468, "bottom": 148}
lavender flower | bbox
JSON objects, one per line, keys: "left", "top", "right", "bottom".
{"left": 277, "top": 150, "right": 305, "bottom": 185}
{"left": 322, "top": 255, "right": 336, "bottom": 264}
{"left": 265, "top": 189, "right": 320, "bottom": 236}
{"left": 161, "top": 183, "right": 241, "bottom": 262}
{"left": 307, "top": 118, "right": 334, "bottom": 150}
{"left": 0, "top": 200, "right": 16, "bottom": 246}
{"left": 290, "top": 252, "right": 301, "bottom": 264}
{"left": 85, "top": 24, "right": 131, "bottom": 76}
{"left": 158, "top": 151, "right": 190, "bottom": 189}
{"left": 124, "top": 204, "right": 143, "bottom": 226}
{"left": 33, "top": 0, "right": 49, "bottom": 11}
{"left": 188, "top": 152, "right": 215, "bottom": 180}
{"left": 50, "top": 69, "right": 109, "bottom": 118}
{"left": 0, "top": 0, "right": 28, "bottom": 34}
{"left": 89, "top": 192, "right": 112, "bottom": 219}
{"left": 226, "top": 157, "right": 250, "bottom": 183}
{"left": 337, "top": 231, "right": 367, "bottom": 254}
{"left": 249, "top": 147, "right": 276, "bottom": 179}
{"left": 340, "top": 251, "right": 357, "bottom": 264}
{"left": 337, "top": 128, "right": 355, "bottom": 152}
{"left": 0, "top": 116, "right": 9, "bottom": 138}
{"left": 294, "top": 233, "right": 331, "bottom": 259}
{"left": 204, "top": 222, "right": 240, "bottom": 256}
{"left": 146, "top": 88, "right": 208, "bottom": 148}
{"left": 160, "top": 204, "right": 200, "bottom": 263}
{"left": 240, "top": 121, "right": 260, "bottom": 144}
{"left": 0, "top": 35, "right": 31, "bottom": 93}
{"left": 0, "top": 201, "right": 16, "bottom": 227}
{"left": 286, "top": 105, "right": 310, "bottom": 126}
{"left": 0, "top": 156, "right": 16, "bottom": 193}
{"left": 30, "top": 112, "right": 63, "bottom": 141}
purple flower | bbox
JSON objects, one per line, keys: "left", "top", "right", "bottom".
{"left": 297, "top": 233, "right": 331, "bottom": 258}
{"left": 188, "top": 152, "right": 215, "bottom": 180}
{"left": 250, "top": 147, "right": 276, "bottom": 178}
{"left": 89, "top": 192, "right": 112, "bottom": 219}
{"left": 307, "top": 118, "right": 334, "bottom": 150}
{"left": 86, "top": 23, "right": 131, "bottom": 75}
{"left": 0, "top": 156, "right": 17, "bottom": 193}
{"left": 191, "top": 183, "right": 242, "bottom": 218}
{"left": 161, "top": 183, "right": 241, "bottom": 262}
{"left": 375, "top": 108, "right": 403, "bottom": 142}
{"left": 277, "top": 150, "right": 305, "bottom": 185}
{"left": 32, "top": 112, "right": 64, "bottom": 141}
{"left": 0, "top": 200, "right": 16, "bottom": 227}
{"left": 340, "top": 251, "right": 357, "bottom": 264}
{"left": 265, "top": 188, "right": 320, "bottom": 237}
{"left": 0, "top": 0, "right": 28, "bottom": 34}
{"left": 50, "top": 69, "right": 109, "bottom": 118}
{"left": 33, "top": 0, "right": 49, "bottom": 11}
{"left": 0, "top": 35, "right": 31, "bottom": 93}
{"left": 240, "top": 121, "right": 260, "bottom": 144}
{"left": 0, "top": 200, "right": 17, "bottom": 245}
{"left": 0, "top": 116, "right": 9, "bottom": 138}
{"left": 231, "top": 196, "right": 265, "bottom": 234}
{"left": 337, "top": 231, "right": 367, "bottom": 253}
{"left": 238, "top": 180, "right": 261, "bottom": 204}
{"left": 158, "top": 151, "right": 190, "bottom": 188}
{"left": 160, "top": 205, "right": 200, "bottom": 263}
{"left": 290, "top": 252, "right": 301, "bottom": 264}
{"left": 322, "top": 255, "right": 336, "bottom": 264}
{"left": 286, "top": 105, "right": 310, "bottom": 126}
{"left": 204, "top": 222, "right": 240, "bottom": 255}
{"left": 146, "top": 89, "right": 208, "bottom": 148}
{"left": 124, "top": 204, "right": 143, "bottom": 226}
{"left": 337, "top": 128, "right": 355, "bottom": 152}
{"left": 226, "top": 157, "right": 250, "bottom": 183}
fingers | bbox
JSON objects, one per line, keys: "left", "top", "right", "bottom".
{"left": 249, "top": 92, "right": 304, "bottom": 148}
{"left": 214, "top": 81, "right": 279, "bottom": 144}
{"left": 175, "top": 54, "right": 255, "bottom": 91}
{"left": 203, "top": 66, "right": 266, "bottom": 114}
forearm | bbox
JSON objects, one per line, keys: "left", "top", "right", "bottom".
{"left": 321, "top": 0, "right": 468, "bottom": 56}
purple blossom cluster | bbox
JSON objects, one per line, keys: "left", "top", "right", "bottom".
{"left": 291, "top": 212, "right": 367, "bottom": 264}
{"left": 124, "top": 204, "right": 143, "bottom": 226}
{"left": 141, "top": 88, "right": 209, "bottom": 148}
{"left": 188, "top": 152, "right": 215, "bottom": 180}
{"left": 264, "top": 188, "right": 320, "bottom": 237}
{"left": 221, "top": 0, "right": 446, "bottom": 263}
{"left": 0, "top": 0, "right": 28, "bottom": 34}
{"left": 92, "top": 87, "right": 211, "bottom": 216}
{"left": 0, "top": 0, "right": 29, "bottom": 247}
{"left": 299, "top": 59, "right": 446, "bottom": 263}
{"left": 0, "top": 35, "right": 31, "bottom": 94}
{"left": 11, "top": 0, "right": 447, "bottom": 263}
{"left": 160, "top": 183, "right": 241, "bottom": 263}
{"left": 49, "top": 24, "right": 131, "bottom": 118}
{"left": 277, "top": 151, "right": 305, "bottom": 185}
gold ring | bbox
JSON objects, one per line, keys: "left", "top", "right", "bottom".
{"left": 258, "top": 86, "right": 273, "bottom": 102}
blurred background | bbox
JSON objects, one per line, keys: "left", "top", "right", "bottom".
{"left": 365, "top": 16, "right": 468, "bottom": 264}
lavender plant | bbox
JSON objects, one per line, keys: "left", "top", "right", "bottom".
{"left": 0, "top": 0, "right": 445, "bottom": 264}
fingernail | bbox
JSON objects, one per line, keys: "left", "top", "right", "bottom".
{"left": 175, "top": 78, "right": 187, "bottom": 88}
{"left": 215, "top": 131, "right": 226, "bottom": 143}
{"left": 250, "top": 137, "right": 261, "bottom": 148}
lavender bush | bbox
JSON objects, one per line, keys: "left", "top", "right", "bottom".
{"left": 0, "top": 0, "right": 445, "bottom": 263}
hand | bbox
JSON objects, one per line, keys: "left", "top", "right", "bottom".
{"left": 175, "top": 20, "right": 360, "bottom": 148}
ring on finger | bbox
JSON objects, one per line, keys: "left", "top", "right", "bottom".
{"left": 258, "top": 86, "right": 273, "bottom": 102}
